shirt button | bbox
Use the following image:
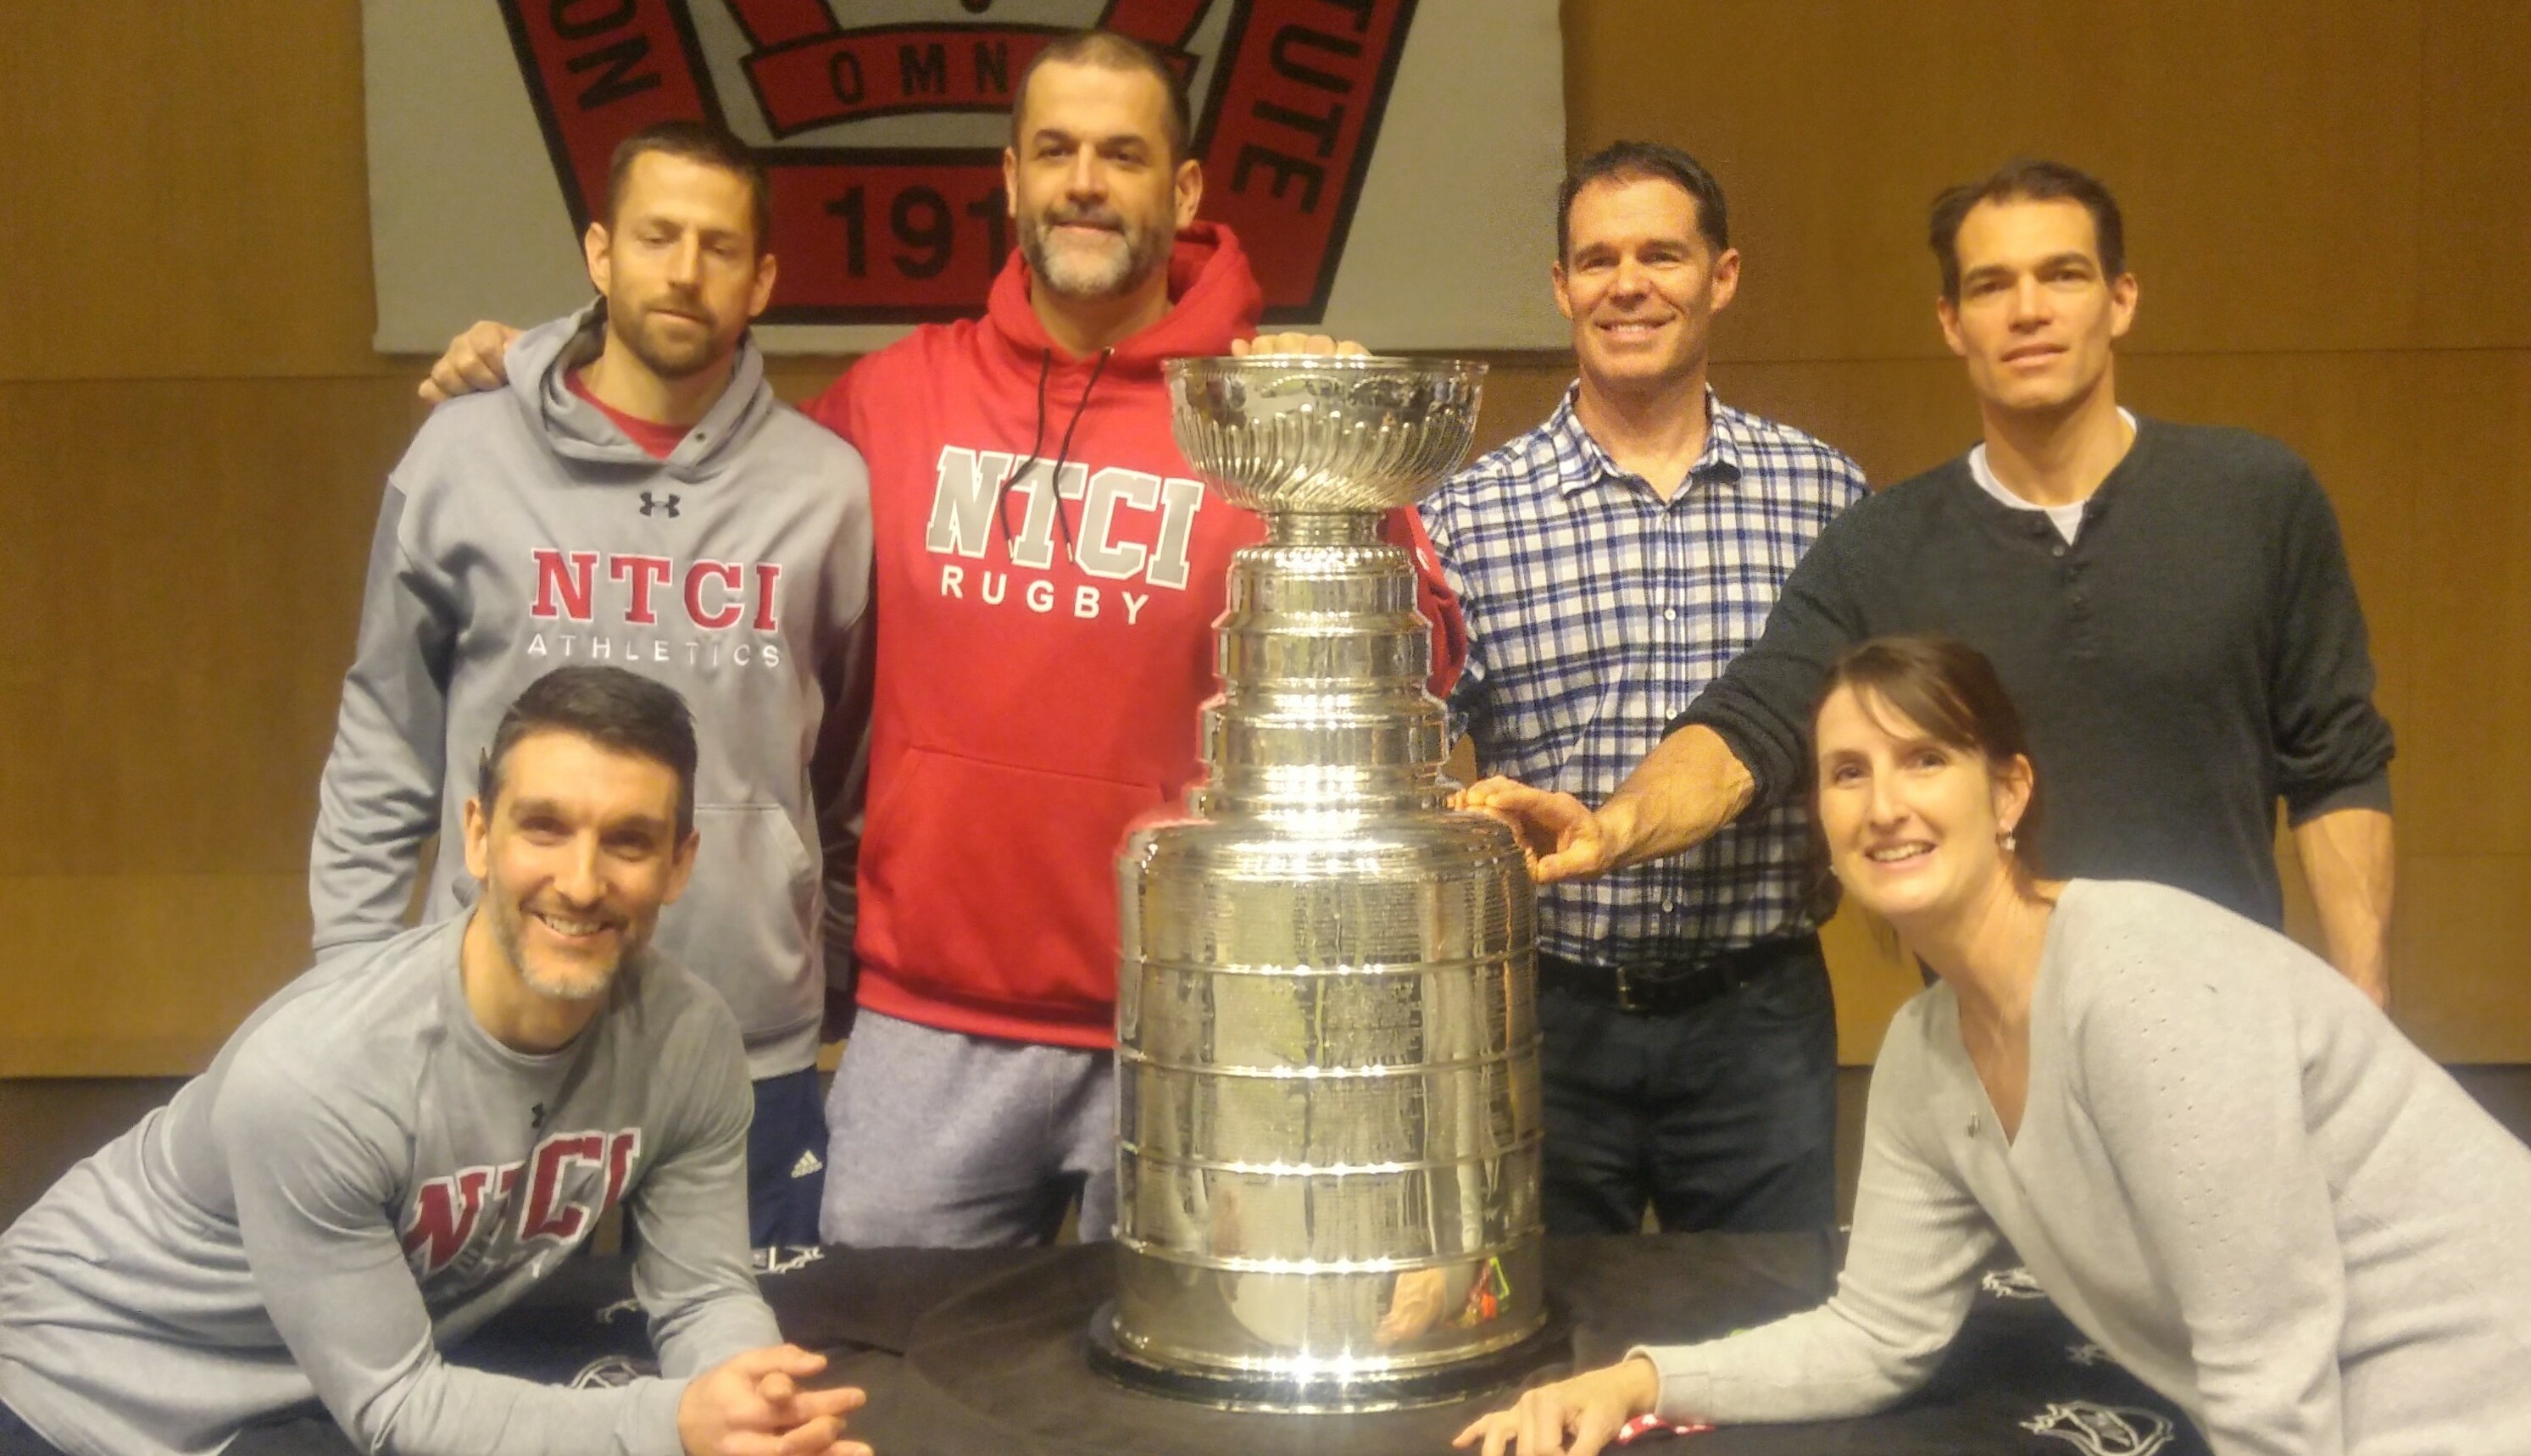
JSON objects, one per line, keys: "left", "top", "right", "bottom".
{"left": 1660, "top": 897, "right": 1676, "bottom": 913}
{"left": 2051, "top": 543, "right": 2067, "bottom": 558}
{"left": 1664, "top": 608, "right": 1677, "bottom": 621}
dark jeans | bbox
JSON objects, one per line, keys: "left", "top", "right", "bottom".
{"left": 0, "top": 1403, "right": 66, "bottom": 1456}
{"left": 748, "top": 1066, "right": 830, "bottom": 1249}
{"left": 1538, "top": 935, "right": 1838, "bottom": 1236}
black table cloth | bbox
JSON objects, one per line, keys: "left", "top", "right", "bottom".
{"left": 231, "top": 1234, "right": 2206, "bottom": 1455}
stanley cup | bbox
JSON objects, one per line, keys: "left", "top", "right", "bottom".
{"left": 1090, "top": 356, "right": 1549, "bottom": 1411}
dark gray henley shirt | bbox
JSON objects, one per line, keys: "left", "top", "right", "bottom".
{"left": 1672, "top": 418, "right": 2394, "bottom": 928}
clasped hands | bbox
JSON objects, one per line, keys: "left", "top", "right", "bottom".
{"left": 679, "top": 1345, "right": 870, "bottom": 1456}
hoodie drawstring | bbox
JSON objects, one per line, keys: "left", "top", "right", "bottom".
{"left": 993, "top": 351, "right": 1054, "bottom": 549}
{"left": 994, "top": 347, "right": 1113, "bottom": 561}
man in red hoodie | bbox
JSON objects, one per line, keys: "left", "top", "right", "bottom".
{"left": 422, "top": 29, "right": 1461, "bottom": 1248}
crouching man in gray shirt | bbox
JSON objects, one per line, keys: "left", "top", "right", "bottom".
{"left": 0, "top": 668, "right": 869, "bottom": 1456}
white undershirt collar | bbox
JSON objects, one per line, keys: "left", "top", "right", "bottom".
{"left": 1967, "top": 408, "right": 2137, "bottom": 545}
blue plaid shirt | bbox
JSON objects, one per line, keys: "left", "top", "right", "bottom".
{"left": 1421, "top": 386, "right": 1866, "bottom": 964}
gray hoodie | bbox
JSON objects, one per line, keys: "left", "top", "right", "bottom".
{"left": 309, "top": 304, "right": 873, "bottom": 1078}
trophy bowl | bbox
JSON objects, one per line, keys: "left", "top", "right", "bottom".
{"left": 1165, "top": 355, "right": 1488, "bottom": 514}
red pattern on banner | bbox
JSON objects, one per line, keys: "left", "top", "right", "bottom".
{"left": 722, "top": 0, "right": 834, "bottom": 50}
{"left": 1198, "top": 0, "right": 1409, "bottom": 311}
{"left": 501, "top": 0, "right": 715, "bottom": 234}
{"left": 1095, "top": 0, "right": 1212, "bottom": 47}
{"left": 749, "top": 25, "right": 1173, "bottom": 137}
{"left": 763, "top": 153, "right": 1015, "bottom": 315}
{"left": 498, "top": 0, "right": 1414, "bottom": 322}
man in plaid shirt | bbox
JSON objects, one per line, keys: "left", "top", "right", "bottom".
{"left": 1423, "top": 142, "right": 1865, "bottom": 1236}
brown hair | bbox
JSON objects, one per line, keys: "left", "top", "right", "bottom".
{"left": 1928, "top": 158, "right": 2125, "bottom": 303}
{"left": 1557, "top": 140, "right": 1729, "bottom": 261}
{"left": 477, "top": 666, "right": 698, "bottom": 839}
{"left": 1012, "top": 29, "right": 1192, "bottom": 164}
{"left": 1814, "top": 635, "right": 2045, "bottom": 880}
{"left": 605, "top": 120, "right": 772, "bottom": 256}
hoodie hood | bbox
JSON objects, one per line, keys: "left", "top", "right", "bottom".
{"left": 965, "top": 223, "right": 1264, "bottom": 566}
{"left": 980, "top": 220, "right": 1263, "bottom": 377}
{"left": 507, "top": 298, "right": 778, "bottom": 482}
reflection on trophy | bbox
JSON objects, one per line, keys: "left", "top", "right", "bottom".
{"left": 1088, "top": 356, "right": 1551, "bottom": 1411}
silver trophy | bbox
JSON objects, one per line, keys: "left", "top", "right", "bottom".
{"left": 1089, "top": 356, "right": 1550, "bottom": 1411}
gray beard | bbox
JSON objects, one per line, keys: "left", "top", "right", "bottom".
{"left": 488, "top": 893, "right": 637, "bottom": 1004}
{"left": 1021, "top": 216, "right": 1166, "bottom": 301}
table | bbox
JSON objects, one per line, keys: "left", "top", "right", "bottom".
{"left": 231, "top": 1235, "right": 2206, "bottom": 1454}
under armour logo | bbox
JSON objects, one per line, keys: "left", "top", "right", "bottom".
{"left": 640, "top": 492, "right": 681, "bottom": 517}
{"left": 529, "top": 1102, "right": 546, "bottom": 1127}
{"left": 2022, "top": 1402, "right": 2173, "bottom": 1456}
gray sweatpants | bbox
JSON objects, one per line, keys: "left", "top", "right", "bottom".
{"left": 816, "top": 1010, "right": 1116, "bottom": 1248}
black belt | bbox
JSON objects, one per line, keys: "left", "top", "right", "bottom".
{"left": 1536, "top": 937, "right": 1811, "bottom": 1016}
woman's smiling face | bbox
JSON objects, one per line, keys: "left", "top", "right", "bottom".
{"left": 1814, "top": 681, "right": 2031, "bottom": 929}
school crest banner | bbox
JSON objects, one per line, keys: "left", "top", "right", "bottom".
{"left": 364, "top": 2, "right": 1568, "bottom": 353}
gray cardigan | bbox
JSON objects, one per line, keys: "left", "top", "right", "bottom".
{"left": 1638, "top": 880, "right": 2531, "bottom": 1456}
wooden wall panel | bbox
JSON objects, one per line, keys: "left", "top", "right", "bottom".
{"left": 2390, "top": 856, "right": 2531, "bottom": 1062}
{"left": 0, "top": 379, "right": 421, "bottom": 879}
{"left": 2417, "top": 0, "right": 2531, "bottom": 349}
{"left": 0, "top": 875, "right": 309, "bottom": 1076}
{"left": 2398, "top": 353, "right": 2531, "bottom": 858}
{"left": 1711, "top": 358, "right": 1982, "bottom": 486}
{"left": 0, "top": 0, "right": 381, "bottom": 384}
{"left": 1566, "top": 0, "right": 2427, "bottom": 364}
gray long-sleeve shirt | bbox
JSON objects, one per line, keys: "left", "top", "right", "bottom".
{"left": 0, "top": 919, "right": 782, "bottom": 1456}
{"left": 1637, "top": 881, "right": 2531, "bottom": 1454}
{"left": 309, "top": 304, "right": 874, "bottom": 1079}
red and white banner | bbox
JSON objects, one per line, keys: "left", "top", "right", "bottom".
{"left": 364, "top": 2, "right": 1566, "bottom": 353}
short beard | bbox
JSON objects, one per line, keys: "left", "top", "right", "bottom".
{"left": 488, "top": 893, "right": 633, "bottom": 1004}
{"left": 1020, "top": 210, "right": 1169, "bottom": 301}
{"left": 610, "top": 303, "right": 726, "bottom": 381}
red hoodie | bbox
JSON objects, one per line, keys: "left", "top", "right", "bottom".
{"left": 806, "top": 223, "right": 1465, "bottom": 1048}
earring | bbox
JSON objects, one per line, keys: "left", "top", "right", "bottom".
{"left": 2000, "top": 830, "right": 2017, "bottom": 853}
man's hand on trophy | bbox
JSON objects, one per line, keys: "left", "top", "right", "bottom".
{"left": 419, "top": 320, "right": 523, "bottom": 403}
{"left": 1232, "top": 332, "right": 1371, "bottom": 357}
{"left": 1455, "top": 779, "right": 1618, "bottom": 884}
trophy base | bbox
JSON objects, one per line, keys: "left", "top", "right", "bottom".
{"left": 1084, "top": 1299, "right": 1567, "bottom": 1414}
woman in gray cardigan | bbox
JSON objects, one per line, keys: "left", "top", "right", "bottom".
{"left": 1459, "top": 636, "right": 2531, "bottom": 1456}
